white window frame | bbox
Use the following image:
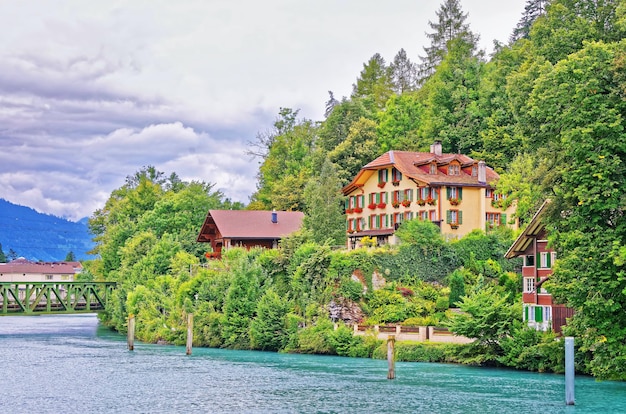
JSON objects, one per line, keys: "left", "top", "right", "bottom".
{"left": 524, "top": 277, "right": 535, "bottom": 293}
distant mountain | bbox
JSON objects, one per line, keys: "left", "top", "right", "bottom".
{"left": 0, "top": 199, "right": 95, "bottom": 262}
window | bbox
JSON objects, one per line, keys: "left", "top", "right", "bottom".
{"left": 472, "top": 165, "right": 478, "bottom": 177}
{"left": 45, "top": 275, "right": 53, "bottom": 280}
{"left": 393, "top": 190, "right": 401, "bottom": 203}
{"left": 485, "top": 188, "right": 493, "bottom": 198}
{"left": 378, "top": 169, "right": 388, "bottom": 184}
{"left": 419, "top": 210, "right": 428, "bottom": 221}
{"left": 448, "top": 163, "right": 460, "bottom": 176}
{"left": 494, "top": 192, "right": 507, "bottom": 202}
{"left": 430, "top": 162, "right": 437, "bottom": 175}
{"left": 358, "top": 218, "right": 365, "bottom": 231}
{"left": 524, "top": 277, "right": 535, "bottom": 293}
{"left": 525, "top": 255, "right": 535, "bottom": 267}
{"left": 369, "top": 215, "right": 379, "bottom": 229}
{"left": 404, "top": 211, "right": 414, "bottom": 221}
{"left": 539, "top": 252, "right": 553, "bottom": 269}
{"left": 446, "top": 186, "right": 462, "bottom": 200}
{"left": 392, "top": 168, "right": 402, "bottom": 183}
{"left": 356, "top": 195, "right": 364, "bottom": 209}
{"left": 486, "top": 212, "right": 500, "bottom": 225}
{"left": 379, "top": 214, "right": 389, "bottom": 228}
{"left": 393, "top": 213, "right": 403, "bottom": 227}
{"left": 446, "top": 209, "right": 462, "bottom": 225}
{"left": 403, "top": 189, "right": 413, "bottom": 201}
{"left": 429, "top": 210, "right": 437, "bottom": 221}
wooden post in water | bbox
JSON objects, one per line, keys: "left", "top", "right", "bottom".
{"left": 565, "top": 336, "right": 575, "bottom": 405}
{"left": 127, "top": 314, "right": 135, "bottom": 351}
{"left": 186, "top": 313, "right": 194, "bottom": 355}
{"left": 387, "top": 335, "right": 396, "bottom": 380}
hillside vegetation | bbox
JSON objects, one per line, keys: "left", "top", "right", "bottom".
{"left": 88, "top": 1, "right": 626, "bottom": 380}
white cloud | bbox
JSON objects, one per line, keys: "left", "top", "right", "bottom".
{"left": 0, "top": 0, "right": 527, "bottom": 220}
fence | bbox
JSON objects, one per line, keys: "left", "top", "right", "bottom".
{"left": 350, "top": 324, "right": 473, "bottom": 344}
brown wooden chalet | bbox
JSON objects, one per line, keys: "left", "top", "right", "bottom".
{"left": 505, "top": 200, "right": 574, "bottom": 334}
{"left": 196, "top": 210, "right": 304, "bottom": 259}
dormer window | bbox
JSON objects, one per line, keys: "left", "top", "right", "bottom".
{"left": 430, "top": 162, "right": 437, "bottom": 175}
{"left": 472, "top": 165, "right": 478, "bottom": 177}
{"left": 448, "top": 163, "right": 460, "bottom": 176}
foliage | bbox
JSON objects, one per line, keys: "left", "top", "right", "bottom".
{"left": 498, "top": 322, "right": 565, "bottom": 373}
{"left": 302, "top": 158, "right": 346, "bottom": 246}
{"left": 448, "top": 283, "right": 522, "bottom": 360}
{"left": 249, "top": 289, "right": 291, "bottom": 351}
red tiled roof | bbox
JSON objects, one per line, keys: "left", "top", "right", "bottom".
{"left": 197, "top": 210, "right": 304, "bottom": 241}
{"left": 0, "top": 260, "right": 82, "bottom": 275}
{"left": 344, "top": 150, "right": 499, "bottom": 194}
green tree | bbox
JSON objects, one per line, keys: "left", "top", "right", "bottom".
{"left": 249, "top": 289, "right": 290, "bottom": 351}
{"left": 221, "top": 255, "right": 261, "bottom": 349}
{"left": 376, "top": 92, "right": 424, "bottom": 152}
{"left": 327, "top": 117, "right": 380, "bottom": 185}
{"left": 448, "top": 283, "right": 521, "bottom": 359}
{"left": 389, "top": 48, "right": 417, "bottom": 94}
{"left": 64, "top": 251, "right": 76, "bottom": 261}
{"left": 302, "top": 159, "right": 346, "bottom": 246}
{"left": 418, "top": 0, "right": 481, "bottom": 83}
{"left": 531, "top": 40, "right": 626, "bottom": 380}
{"left": 0, "top": 243, "right": 6, "bottom": 263}
{"left": 250, "top": 109, "right": 317, "bottom": 211}
{"left": 510, "top": 0, "right": 549, "bottom": 42}
{"left": 351, "top": 53, "right": 394, "bottom": 111}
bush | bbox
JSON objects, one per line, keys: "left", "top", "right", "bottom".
{"left": 296, "top": 318, "right": 335, "bottom": 354}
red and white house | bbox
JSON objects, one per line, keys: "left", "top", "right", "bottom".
{"left": 505, "top": 201, "right": 574, "bottom": 333}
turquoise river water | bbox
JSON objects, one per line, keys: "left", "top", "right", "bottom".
{"left": 1, "top": 314, "right": 625, "bottom": 413}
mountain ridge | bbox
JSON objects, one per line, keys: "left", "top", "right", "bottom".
{"left": 0, "top": 198, "right": 95, "bottom": 262}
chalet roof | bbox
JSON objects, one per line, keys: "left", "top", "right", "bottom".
{"left": 343, "top": 149, "right": 499, "bottom": 195}
{"left": 505, "top": 200, "right": 551, "bottom": 259}
{"left": 197, "top": 210, "right": 304, "bottom": 242}
{"left": 0, "top": 259, "right": 83, "bottom": 275}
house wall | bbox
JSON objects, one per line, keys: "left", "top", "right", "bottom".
{"left": 0, "top": 272, "right": 74, "bottom": 282}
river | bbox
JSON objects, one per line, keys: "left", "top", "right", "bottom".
{"left": 1, "top": 314, "right": 625, "bottom": 413}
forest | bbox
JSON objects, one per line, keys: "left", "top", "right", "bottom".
{"left": 85, "top": 0, "right": 626, "bottom": 381}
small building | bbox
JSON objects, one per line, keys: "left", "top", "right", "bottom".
{"left": 342, "top": 142, "right": 517, "bottom": 248}
{"left": 196, "top": 210, "right": 304, "bottom": 259}
{"left": 505, "top": 201, "right": 574, "bottom": 333}
{"left": 0, "top": 258, "right": 83, "bottom": 282}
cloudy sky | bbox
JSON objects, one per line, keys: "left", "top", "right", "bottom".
{"left": 0, "top": 0, "right": 526, "bottom": 221}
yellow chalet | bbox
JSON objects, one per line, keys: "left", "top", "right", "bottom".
{"left": 341, "top": 141, "right": 517, "bottom": 248}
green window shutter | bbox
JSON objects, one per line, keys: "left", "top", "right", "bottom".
{"left": 524, "top": 306, "right": 528, "bottom": 322}
{"left": 446, "top": 187, "right": 451, "bottom": 199}
{"left": 458, "top": 187, "right": 463, "bottom": 199}
{"left": 383, "top": 192, "right": 388, "bottom": 203}
{"left": 500, "top": 213, "right": 507, "bottom": 225}
{"left": 446, "top": 210, "right": 451, "bottom": 224}
{"left": 375, "top": 193, "right": 380, "bottom": 203}
{"left": 359, "top": 195, "right": 364, "bottom": 207}
{"left": 459, "top": 210, "right": 463, "bottom": 225}
{"left": 535, "top": 306, "right": 543, "bottom": 323}
{"left": 547, "top": 252, "right": 552, "bottom": 268}
{"left": 345, "top": 198, "right": 349, "bottom": 209}
{"left": 384, "top": 215, "right": 389, "bottom": 227}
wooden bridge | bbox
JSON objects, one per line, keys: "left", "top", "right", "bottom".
{"left": 0, "top": 282, "right": 116, "bottom": 315}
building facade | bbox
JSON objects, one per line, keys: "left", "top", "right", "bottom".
{"left": 505, "top": 201, "right": 574, "bottom": 333}
{"left": 342, "top": 142, "right": 517, "bottom": 249}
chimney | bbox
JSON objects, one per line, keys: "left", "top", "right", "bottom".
{"left": 430, "top": 141, "right": 442, "bottom": 156}
{"left": 478, "top": 161, "right": 486, "bottom": 184}
{"left": 271, "top": 210, "right": 278, "bottom": 224}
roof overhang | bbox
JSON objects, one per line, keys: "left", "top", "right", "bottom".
{"left": 505, "top": 200, "right": 551, "bottom": 259}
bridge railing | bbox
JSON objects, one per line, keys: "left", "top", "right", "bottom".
{"left": 0, "top": 282, "right": 116, "bottom": 315}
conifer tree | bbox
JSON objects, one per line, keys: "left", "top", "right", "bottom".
{"left": 509, "top": 0, "right": 549, "bottom": 42}
{"left": 418, "top": 0, "right": 480, "bottom": 83}
{"left": 389, "top": 48, "right": 417, "bottom": 94}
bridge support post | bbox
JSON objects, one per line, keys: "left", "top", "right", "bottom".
{"left": 186, "top": 313, "right": 194, "bottom": 355}
{"left": 128, "top": 314, "right": 135, "bottom": 351}
{"left": 387, "top": 335, "right": 395, "bottom": 380}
